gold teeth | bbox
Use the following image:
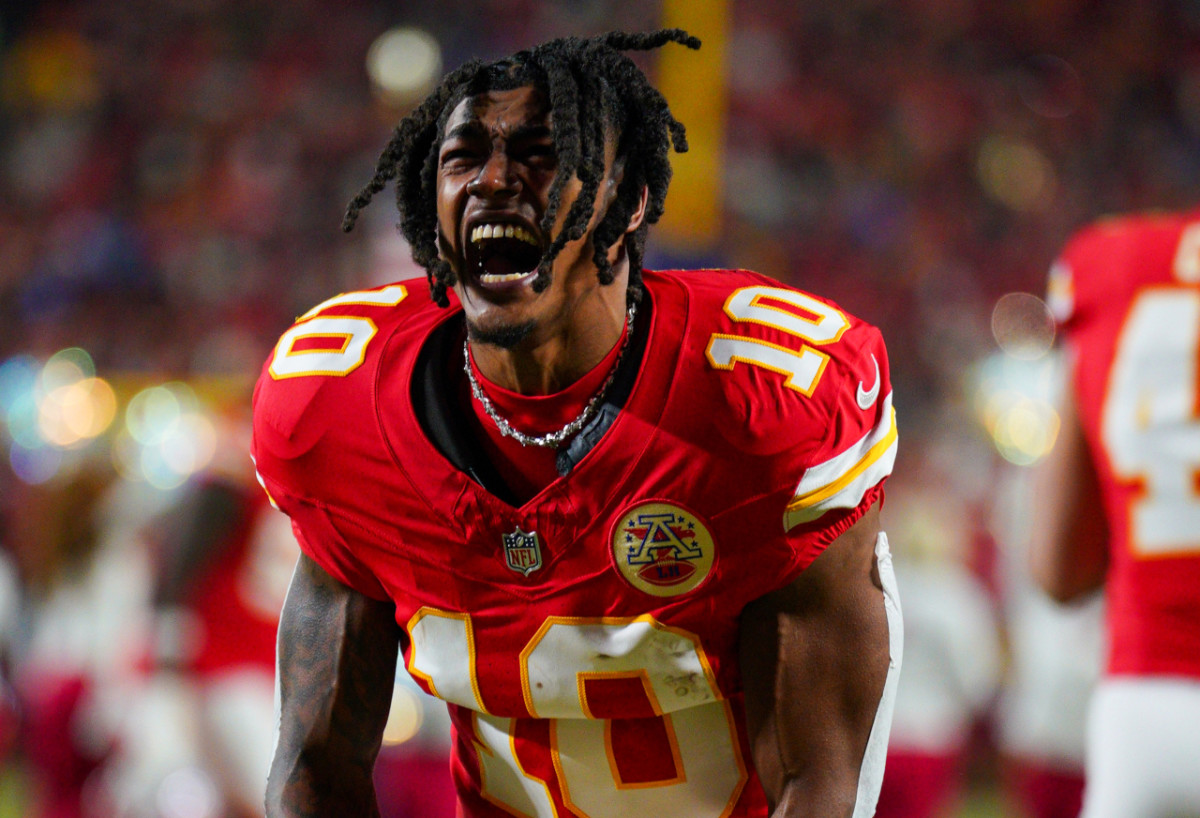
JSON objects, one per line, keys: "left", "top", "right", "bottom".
{"left": 470, "top": 224, "right": 538, "bottom": 246}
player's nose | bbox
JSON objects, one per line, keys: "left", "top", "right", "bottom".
{"left": 466, "top": 152, "right": 518, "bottom": 199}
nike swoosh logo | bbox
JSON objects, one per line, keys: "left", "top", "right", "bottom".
{"left": 857, "top": 354, "right": 881, "bottom": 410}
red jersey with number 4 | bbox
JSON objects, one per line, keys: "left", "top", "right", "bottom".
{"left": 1048, "top": 213, "right": 1200, "bottom": 679}
{"left": 252, "top": 268, "right": 898, "bottom": 818}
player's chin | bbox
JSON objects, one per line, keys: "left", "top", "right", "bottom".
{"left": 455, "top": 263, "right": 549, "bottom": 349}
{"left": 465, "top": 316, "right": 537, "bottom": 350}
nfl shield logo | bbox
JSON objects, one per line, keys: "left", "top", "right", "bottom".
{"left": 502, "top": 527, "right": 543, "bottom": 576}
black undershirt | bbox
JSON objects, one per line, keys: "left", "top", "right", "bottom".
{"left": 410, "top": 296, "right": 652, "bottom": 505}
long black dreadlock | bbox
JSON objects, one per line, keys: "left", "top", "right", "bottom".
{"left": 342, "top": 29, "right": 700, "bottom": 308}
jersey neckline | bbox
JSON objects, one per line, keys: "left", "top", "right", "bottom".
{"left": 376, "top": 271, "right": 685, "bottom": 531}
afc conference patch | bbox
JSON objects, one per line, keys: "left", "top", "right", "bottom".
{"left": 502, "top": 526, "right": 543, "bottom": 576}
{"left": 610, "top": 501, "right": 716, "bottom": 597}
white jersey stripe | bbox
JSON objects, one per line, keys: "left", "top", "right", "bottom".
{"left": 783, "top": 394, "right": 897, "bottom": 530}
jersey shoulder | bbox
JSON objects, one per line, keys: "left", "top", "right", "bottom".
{"left": 1049, "top": 210, "right": 1195, "bottom": 325}
{"left": 252, "top": 278, "right": 436, "bottom": 465}
{"left": 646, "top": 270, "right": 897, "bottom": 522}
{"left": 1062, "top": 210, "right": 1188, "bottom": 272}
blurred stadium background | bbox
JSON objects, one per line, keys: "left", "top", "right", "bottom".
{"left": 0, "top": 0, "right": 1191, "bottom": 816}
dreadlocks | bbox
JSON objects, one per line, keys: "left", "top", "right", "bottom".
{"left": 343, "top": 29, "right": 700, "bottom": 308}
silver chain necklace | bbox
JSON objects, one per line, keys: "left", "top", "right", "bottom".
{"left": 464, "top": 303, "right": 637, "bottom": 450}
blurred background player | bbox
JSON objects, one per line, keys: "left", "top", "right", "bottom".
{"left": 125, "top": 421, "right": 297, "bottom": 818}
{"left": 1030, "top": 210, "right": 1200, "bottom": 817}
{"left": 5, "top": 465, "right": 126, "bottom": 818}
{"left": 992, "top": 458, "right": 1101, "bottom": 818}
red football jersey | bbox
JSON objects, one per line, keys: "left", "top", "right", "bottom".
{"left": 186, "top": 485, "right": 300, "bottom": 676}
{"left": 252, "top": 268, "right": 897, "bottom": 817}
{"left": 1048, "top": 212, "right": 1200, "bottom": 679}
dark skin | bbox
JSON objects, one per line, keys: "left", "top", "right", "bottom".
{"left": 437, "top": 87, "right": 644, "bottom": 395}
{"left": 1028, "top": 364, "right": 1111, "bottom": 602}
{"left": 267, "top": 554, "right": 402, "bottom": 818}
{"left": 267, "top": 86, "right": 893, "bottom": 817}
{"left": 740, "top": 504, "right": 889, "bottom": 816}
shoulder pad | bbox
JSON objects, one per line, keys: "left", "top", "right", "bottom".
{"left": 252, "top": 280, "right": 433, "bottom": 461}
{"left": 675, "top": 273, "right": 890, "bottom": 457}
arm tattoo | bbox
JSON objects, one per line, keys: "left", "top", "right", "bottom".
{"left": 266, "top": 554, "right": 403, "bottom": 818}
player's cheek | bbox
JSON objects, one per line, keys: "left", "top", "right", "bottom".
{"left": 435, "top": 193, "right": 461, "bottom": 259}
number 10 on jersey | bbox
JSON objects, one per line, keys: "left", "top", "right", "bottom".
{"left": 406, "top": 609, "right": 747, "bottom": 818}
{"left": 705, "top": 286, "right": 849, "bottom": 396}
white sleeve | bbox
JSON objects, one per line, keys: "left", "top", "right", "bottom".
{"left": 853, "top": 531, "right": 904, "bottom": 817}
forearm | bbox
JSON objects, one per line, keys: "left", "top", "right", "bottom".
{"left": 266, "top": 748, "right": 380, "bottom": 818}
{"left": 769, "top": 778, "right": 857, "bottom": 818}
{"left": 742, "top": 506, "right": 900, "bottom": 818}
{"left": 266, "top": 554, "right": 400, "bottom": 817}
{"left": 1028, "top": 377, "right": 1109, "bottom": 602}
{"left": 765, "top": 590, "right": 894, "bottom": 817}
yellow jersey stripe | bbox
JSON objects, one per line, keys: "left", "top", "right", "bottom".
{"left": 788, "top": 408, "right": 897, "bottom": 510}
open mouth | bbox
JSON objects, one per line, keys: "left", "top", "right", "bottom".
{"left": 467, "top": 222, "right": 544, "bottom": 288}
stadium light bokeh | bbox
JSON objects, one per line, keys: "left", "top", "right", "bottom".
{"left": 366, "top": 26, "right": 443, "bottom": 108}
{"left": 0, "top": 349, "right": 220, "bottom": 489}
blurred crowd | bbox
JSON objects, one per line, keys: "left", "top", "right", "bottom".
{"left": 2, "top": 0, "right": 1198, "bottom": 816}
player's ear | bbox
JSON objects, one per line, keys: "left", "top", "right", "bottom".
{"left": 625, "top": 184, "right": 648, "bottom": 235}
{"left": 604, "top": 147, "right": 647, "bottom": 235}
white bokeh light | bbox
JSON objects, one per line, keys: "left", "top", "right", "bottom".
{"left": 366, "top": 27, "right": 442, "bottom": 106}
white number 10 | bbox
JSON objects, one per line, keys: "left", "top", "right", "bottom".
{"left": 268, "top": 285, "right": 408, "bottom": 380}
{"left": 705, "top": 286, "right": 849, "bottom": 396}
{"left": 406, "top": 610, "right": 746, "bottom": 818}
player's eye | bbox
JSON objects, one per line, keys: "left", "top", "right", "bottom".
{"left": 441, "top": 146, "right": 481, "bottom": 166}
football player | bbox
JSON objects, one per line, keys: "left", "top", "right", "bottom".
{"left": 254, "top": 30, "right": 902, "bottom": 818}
{"left": 1031, "top": 210, "right": 1200, "bottom": 817}
{"left": 129, "top": 446, "right": 299, "bottom": 818}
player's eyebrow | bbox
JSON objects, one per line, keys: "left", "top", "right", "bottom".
{"left": 506, "top": 124, "right": 553, "bottom": 143}
{"left": 442, "top": 121, "right": 485, "bottom": 143}
{"left": 441, "top": 121, "right": 553, "bottom": 144}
